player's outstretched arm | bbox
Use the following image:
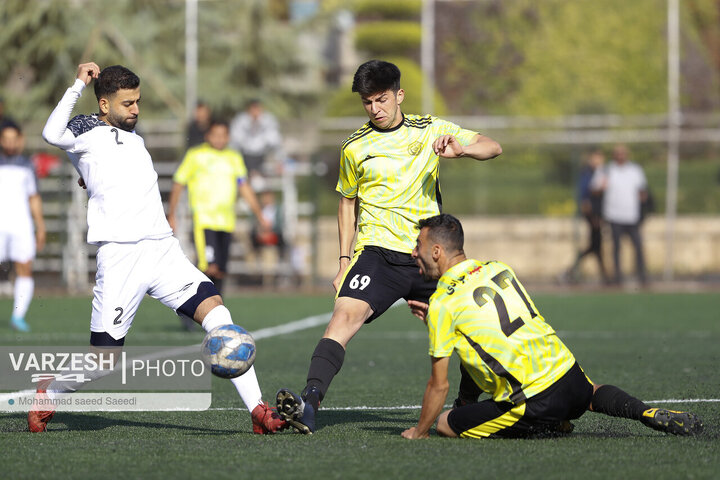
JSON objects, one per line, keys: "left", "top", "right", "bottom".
{"left": 433, "top": 134, "right": 502, "bottom": 161}
{"left": 42, "top": 62, "right": 100, "bottom": 150}
{"left": 402, "top": 356, "right": 450, "bottom": 439}
{"left": 238, "top": 182, "right": 272, "bottom": 231}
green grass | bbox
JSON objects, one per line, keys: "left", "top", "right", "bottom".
{"left": 1, "top": 291, "right": 719, "bottom": 479}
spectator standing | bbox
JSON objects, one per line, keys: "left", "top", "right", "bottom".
{"left": 0, "top": 124, "right": 46, "bottom": 332}
{"left": 564, "top": 150, "right": 609, "bottom": 284}
{"left": 186, "top": 101, "right": 211, "bottom": 149}
{"left": 591, "top": 144, "right": 649, "bottom": 285}
{"left": 229, "top": 99, "right": 282, "bottom": 178}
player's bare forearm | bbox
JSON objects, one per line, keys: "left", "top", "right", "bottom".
{"left": 333, "top": 196, "right": 358, "bottom": 291}
{"left": 432, "top": 134, "right": 501, "bottom": 160}
{"left": 404, "top": 357, "right": 450, "bottom": 439}
{"left": 238, "top": 182, "right": 269, "bottom": 230}
{"left": 460, "top": 134, "right": 502, "bottom": 161}
{"left": 167, "top": 182, "right": 184, "bottom": 217}
{"left": 167, "top": 182, "right": 185, "bottom": 231}
{"left": 29, "top": 194, "right": 46, "bottom": 251}
{"left": 337, "top": 195, "right": 357, "bottom": 258}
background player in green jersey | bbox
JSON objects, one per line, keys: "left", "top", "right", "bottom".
{"left": 402, "top": 213, "right": 702, "bottom": 439}
{"left": 276, "top": 60, "right": 502, "bottom": 434}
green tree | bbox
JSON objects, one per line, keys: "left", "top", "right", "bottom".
{"left": 0, "top": 0, "right": 323, "bottom": 125}
{"left": 436, "top": 0, "right": 683, "bottom": 115}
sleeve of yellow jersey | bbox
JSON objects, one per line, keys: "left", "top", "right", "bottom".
{"left": 434, "top": 117, "right": 479, "bottom": 146}
{"left": 427, "top": 300, "right": 456, "bottom": 358}
{"left": 173, "top": 148, "right": 197, "bottom": 186}
{"left": 233, "top": 151, "right": 249, "bottom": 184}
{"left": 335, "top": 147, "right": 359, "bottom": 198}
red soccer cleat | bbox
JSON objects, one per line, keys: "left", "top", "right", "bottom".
{"left": 28, "top": 378, "right": 56, "bottom": 433}
{"left": 251, "top": 402, "right": 288, "bottom": 434}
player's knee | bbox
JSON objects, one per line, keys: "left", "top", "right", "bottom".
{"left": 14, "top": 262, "right": 32, "bottom": 277}
{"left": 325, "top": 310, "right": 366, "bottom": 344}
{"left": 176, "top": 281, "right": 221, "bottom": 321}
{"left": 436, "top": 411, "right": 457, "bottom": 437}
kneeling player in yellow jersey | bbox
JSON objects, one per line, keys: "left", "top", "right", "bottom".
{"left": 402, "top": 214, "right": 703, "bottom": 439}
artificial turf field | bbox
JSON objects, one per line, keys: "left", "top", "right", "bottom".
{"left": 1, "top": 290, "right": 718, "bottom": 479}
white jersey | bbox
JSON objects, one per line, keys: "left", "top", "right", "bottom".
{"left": 42, "top": 79, "right": 172, "bottom": 245}
{"left": 0, "top": 154, "right": 37, "bottom": 235}
{"left": 591, "top": 161, "right": 647, "bottom": 224}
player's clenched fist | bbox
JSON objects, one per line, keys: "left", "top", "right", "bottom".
{"left": 76, "top": 62, "right": 101, "bottom": 86}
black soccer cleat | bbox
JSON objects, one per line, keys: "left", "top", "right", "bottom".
{"left": 276, "top": 389, "right": 315, "bottom": 434}
{"left": 641, "top": 408, "right": 703, "bottom": 436}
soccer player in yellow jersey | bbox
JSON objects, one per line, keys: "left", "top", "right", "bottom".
{"left": 401, "top": 213, "right": 702, "bottom": 439}
{"left": 276, "top": 60, "right": 502, "bottom": 434}
{"left": 168, "top": 120, "right": 270, "bottom": 294}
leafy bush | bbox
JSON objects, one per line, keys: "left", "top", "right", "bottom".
{"left": 354, "top": 0, "right": 421, "bottom": 20}
{"left": 355, "top": 21, "right": 421, "bottom": 56}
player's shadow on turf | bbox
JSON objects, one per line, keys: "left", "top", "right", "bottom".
{"left": 316, "top": 410, "right": 416, "bottom": 434}
{"left": 4, "top": 413, "right": 230, "bottom": 434}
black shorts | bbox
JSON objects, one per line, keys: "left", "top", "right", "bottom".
{"left": 447, "top": 362, "right": 593, "bottom": 438}
{"left": 337, "top": 246, "right": 437, "bottom": 323}
{"left": 194, "top": 228, "right": 232, "bottom": 273}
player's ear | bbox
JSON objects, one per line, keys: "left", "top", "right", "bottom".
{"left": 396, "top": 89, "right": 404, "bottom": 105}
{"left": 432, "top": 243, "right": 442, "bottom": 261}
{"left": 98, "top": 97, "right": 110, "bottom": 115}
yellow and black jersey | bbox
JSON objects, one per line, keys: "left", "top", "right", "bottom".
{"left": 336, "top": 114, "right": 478, "bottom": 254}
{"left": 173, "top": 143, "right": 248, "bottom": 232}
{"left": 427, "top": 259, "right": 577, "bottom": 404}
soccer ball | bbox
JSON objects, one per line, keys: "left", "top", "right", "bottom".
{"left": 201, "top": 325, "right": 256, "bottom": 379}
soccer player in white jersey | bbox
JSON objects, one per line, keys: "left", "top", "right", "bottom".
{"left": 0, "top": 124, "right": 46, "bottom": 332}
{"left": 34, "top": 62, "right": 287, "bottom": 434}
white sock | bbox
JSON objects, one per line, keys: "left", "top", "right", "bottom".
{"left": 231, "top": 365, "right": 263, "bottom": 412}
{"left": 201, "top": 305, "right": 263, "bottom": 412}
{"left": 201, "top": 305, "right": 232, "bottom": 332}
{"left": 13, "top": 276, "right": 34, "bottom": 319}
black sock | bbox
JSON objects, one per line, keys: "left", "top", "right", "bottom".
{"left": 591, "top": 384, "right": 650, "bottom": 420}
{"left": 457, "top": 363, "right": 482, "bottom": 403}
{"left": 303, "top": 338, "right": 345, "bottom": 410}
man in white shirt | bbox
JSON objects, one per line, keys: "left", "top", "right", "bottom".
{"left": 229, "top": 99, "right": 282, "bottom": 177}
{"left": 34, "top": 62, "right": 287, "bottom": 435}
{"left": 591, "top": 144, "right": 649, "bottom": 285}
{"left": 0, "top": 124, "right": 46, "bottom": 332}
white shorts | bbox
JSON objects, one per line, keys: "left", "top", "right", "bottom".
{"left": 0, "top": 230, "right": 36, "bottom": 263}
{"left": 91, "top": 236, "right": 211, "bottom": 340}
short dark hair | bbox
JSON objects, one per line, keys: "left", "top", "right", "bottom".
{"left": 418, "top": 214, "right": 464, "bottom": 254}
{"left": 352, "top": 60, "right": 401, "bottom": 96}
{"left": 207, "top": 118, "right": 230, "bottom": 131}
{"left": 94, "top": 65, "right": 140, "bottom": 101}
{"left": 0, "top": 122, "right": 21, "bottom": 135}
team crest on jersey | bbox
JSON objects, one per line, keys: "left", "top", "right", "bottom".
{"left": 407, "top": 141, "right": 422, "bottom": 156}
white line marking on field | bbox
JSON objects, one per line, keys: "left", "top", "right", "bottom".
{"left": 200, "top": 398, "right": 720, "bottom": 412}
